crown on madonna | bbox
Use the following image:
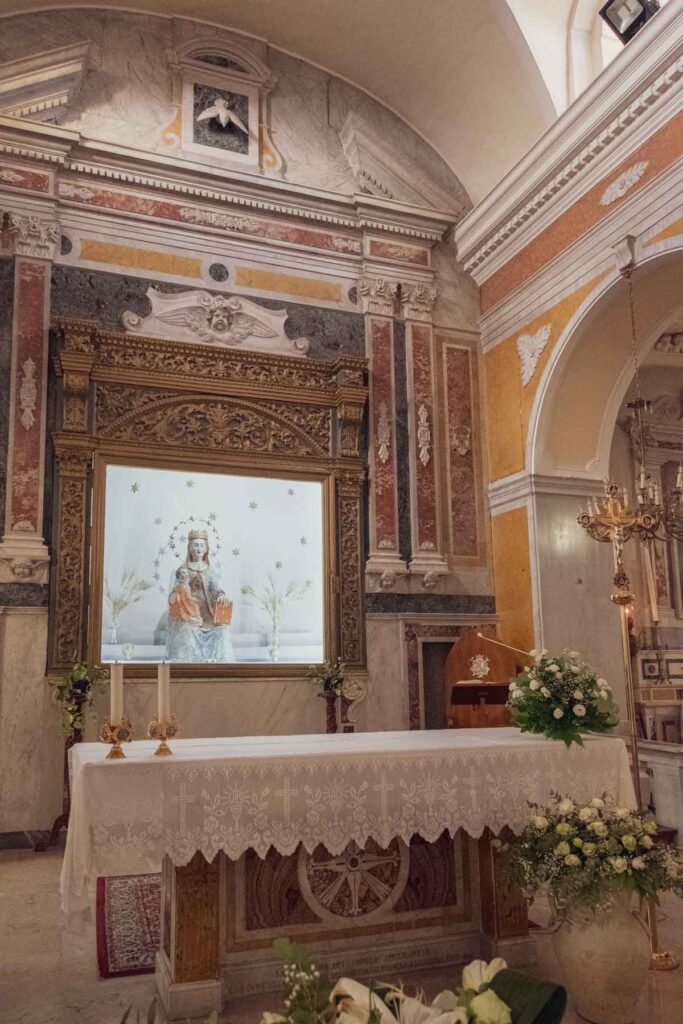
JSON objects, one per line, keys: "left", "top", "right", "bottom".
{"left": 188, "top": 529, "right": 209, "bottom": 542}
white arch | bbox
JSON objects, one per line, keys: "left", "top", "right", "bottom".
{"left": 528, "top": 246, "right": 683, "bottom": 481}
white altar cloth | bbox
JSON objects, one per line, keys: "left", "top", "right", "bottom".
{"left": 61, "top": 728, "right": 634, "bottom": 917}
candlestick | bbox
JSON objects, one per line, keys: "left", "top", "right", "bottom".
{"left": 158, "top": 661, "right": 171, "bottom": 721}
{"left": 676, "top": 463, "right": 683, "bottom": 491}
{"left": 148, "top": 714, "right": 178, "bottom": 756}
{"left": 99, "top": 717, "right": 133, "bottom": 759}
{"left": 110, "top": 662, "right": 123, "bottom": 723}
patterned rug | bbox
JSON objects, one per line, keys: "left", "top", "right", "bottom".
{"left": 96, "top": 874, "right": 161, "bottom": 978}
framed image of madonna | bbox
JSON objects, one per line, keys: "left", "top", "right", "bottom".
{"left": 94, "top": 462, "right": 327, "bottom": 667}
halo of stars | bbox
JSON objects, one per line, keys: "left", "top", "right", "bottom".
{"left": 151, "top": 513, "right": 222, "bottom": 593}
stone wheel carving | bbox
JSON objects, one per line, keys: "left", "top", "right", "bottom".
{"left": 298, "top": 838, "right": 409, "bottom": 923}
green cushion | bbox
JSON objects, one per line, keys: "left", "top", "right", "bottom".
{"left": 490, "top": 969, "right": 567, "bottom": 1024}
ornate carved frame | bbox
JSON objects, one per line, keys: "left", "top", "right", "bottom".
{"left": 49, "top": 319, "right": 368, "bottom": 676}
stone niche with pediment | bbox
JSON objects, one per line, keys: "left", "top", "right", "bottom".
{"left": 49, "top": 318, "right": 368, "bottom": 676}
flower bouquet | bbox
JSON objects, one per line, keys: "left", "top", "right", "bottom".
{"left": 261, "top": 941, "right": 567, "bottom": 1024}
{"left": 507, "top": 649, "right": 618, "bottom": 746}
{"left": 508, "top": 793, "right": 682, "bottom": 1023}
{"left": 509, "top": 792, "right": 682, "bottom": 913}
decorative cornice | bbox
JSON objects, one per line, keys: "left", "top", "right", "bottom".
{"left": 359, "top": 277, "right": 398, "bottom": 316}
{"left": 7, "top": 212, "right": 59, "bottom": 258}
{"left": 0, "top": 42, "right": 90, "bottom": 122}
{"left": 455, "top": 0, "right": 683, "bottom": 279}
{"left": 487, "top": 471, "right": 604, "bottom": 514}
{"left": 401, "top": 282, "right": 438, "bottom": 322}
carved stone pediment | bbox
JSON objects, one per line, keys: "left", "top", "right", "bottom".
{"left": 339, "top": 111, "right": 466, "bottom": 217}
{"left": 0, "top": 42, "right": 91, "bottom": 122}
{"left": 122, "top": 288, "right": 309, "bottom": 356}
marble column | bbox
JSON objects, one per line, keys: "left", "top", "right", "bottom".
{"left": 401, "top": 283, "right": 449, "bottom": 587}
{"left": 360, "top": 277, "right": 408, "bottom": 589}
{"left": 0, "top": 211, "right": 59, "bottom": 585}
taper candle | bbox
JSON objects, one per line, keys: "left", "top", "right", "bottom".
{"left": 110, "top": 662, "right": 123, "bottom": 722}
{"left": 158, "top": 661, "right": 171, "bottom": 720}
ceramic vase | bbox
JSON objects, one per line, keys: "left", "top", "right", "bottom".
{"left": 552, "top": 895, "right": 650, "bottom": 1024}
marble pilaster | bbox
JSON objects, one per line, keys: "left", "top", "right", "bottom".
{"left": 0, "top": 212, "right": 59, "bottom": 585}
{"left": 402, "top": 284, "right": 449, "bottom": 587}
{"left": 360, "top": 277, "right": 408, "bottom": 589}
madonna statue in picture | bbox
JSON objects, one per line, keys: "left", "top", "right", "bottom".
{"left": 166, "top": 529, "right": 235, "bottom": 662}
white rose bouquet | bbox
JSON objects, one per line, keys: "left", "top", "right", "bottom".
{"left": 507, "top": 649, "right": 618, "bottom": 746}
{"left": 509, "top": 792, "right": 683, "bottom": 916}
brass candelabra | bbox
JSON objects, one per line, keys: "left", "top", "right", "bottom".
{"left": 148, "top": 714, "right": 178, "bottom": 756}
{"left": 99, "top": 717, "right": 133, "bottom": 759}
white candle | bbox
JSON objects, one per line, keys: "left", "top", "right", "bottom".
{"left": 110, "top": 662, "right": 123, "bottom": 723}
{"left": 158, "top": 661, "right": 171, "bottom": 721}
{"left": 677, "top": 463, "right": 683, "bottom": 491}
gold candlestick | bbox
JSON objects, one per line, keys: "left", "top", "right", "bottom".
{"left": 148, "top": 714, "right": 178, "bottom": 756}
{"left": 99, "top": 717, "right": 133, "bottom": 759}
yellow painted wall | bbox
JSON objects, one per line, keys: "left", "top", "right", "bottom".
{"left": 490, "top": 506, "right": 534, "bottom": 651}
{"left": 79, "top": 240, "right": 202, "bottom": 278}
{"left": 484, "top": 272, "right": 608, "bottom": 482}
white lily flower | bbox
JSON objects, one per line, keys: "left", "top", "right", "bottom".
{"left": 558, "top": 798, "right": 574, "bottom": 814}
{"left": 553, "top": 708, "right": 564, "bottom": 719}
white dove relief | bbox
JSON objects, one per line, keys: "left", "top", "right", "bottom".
{"left": 516, "top": 324, "right": 551, "bottom": 387}
{"left": 196, "top": 96, "right": 249, "bottom": 135}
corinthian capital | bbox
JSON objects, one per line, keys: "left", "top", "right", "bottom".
{"left": 8, "top": 212, "right": 60, "bottom": 260}
{"left": 401, "top": 282, "right": 438, "bottom": 322}
{"left": 359, "top": 277, "right": 398, "bottom": 317}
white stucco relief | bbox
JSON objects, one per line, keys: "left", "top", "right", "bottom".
{"left": 122, "top": 288, "right": 310, "bottom": 355}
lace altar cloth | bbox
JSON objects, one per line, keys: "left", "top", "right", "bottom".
{"left": 61, "top": 728, "right": 634, "bottom": 917}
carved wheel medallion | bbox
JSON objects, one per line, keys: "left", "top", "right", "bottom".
{"left": 298, "top": 838, "right": 409, "bottom": 923}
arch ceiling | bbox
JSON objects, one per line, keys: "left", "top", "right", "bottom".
{"left": 0, "top": 0, "right": 557, "bottom": 204}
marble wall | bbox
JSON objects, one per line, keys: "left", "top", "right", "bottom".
{"left": 0, "top": 610, "right": 61, "bottom": 830}
{"left": 50, "top": 266, "right": 366, "bottom": 360}
{"left": 0, "top": 10, "right": 469, "bottom": 211}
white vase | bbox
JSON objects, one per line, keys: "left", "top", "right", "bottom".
{"left": 552, "top": 895, "right": 650, "bottom": 1024}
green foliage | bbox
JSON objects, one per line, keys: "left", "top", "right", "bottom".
{"left": 307, "top": 657, "right": 345, "bottom": 694}
{"left": 50, "top": 662, "right": 109, "bottom": 737}
{"left": 508, "top": 792, "right": 683, "bottom": 917}
{"left": 271, "top": 939, "right": 329, "bottom": 1024}
{"left": 507, "top": 649, "right": 618, "bottom": 747}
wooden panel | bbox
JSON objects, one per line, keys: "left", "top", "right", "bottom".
{"left": 478, "top": 829, "right": 528, "bottom": 940}
{"left": 171, "top": 851, "right": 220, "bottom": 984}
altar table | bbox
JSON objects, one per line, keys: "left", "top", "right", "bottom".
{"left": 61, "top": 729, "right": 634, "bottom": 1017}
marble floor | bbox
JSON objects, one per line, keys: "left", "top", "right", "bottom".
{"left": 1, "top": 845, "right": 682, "bottom": 1024}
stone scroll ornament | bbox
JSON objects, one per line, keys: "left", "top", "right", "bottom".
{"left": 122, "top": 287, "right": 310, "bottom": 356}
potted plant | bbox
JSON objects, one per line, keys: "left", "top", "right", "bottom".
{"left": 508, "top": 793, "right": 683, "bottom": 1023}
{"left": 51, "top": 662, "right": 109, "bottom": 739}
{"left": 308, "top": 658, "right": 347, "bottom": 732}
{"left": 507, "top": 650, "right": 618, "bottom": 746}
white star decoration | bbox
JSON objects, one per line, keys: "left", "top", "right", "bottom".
{"left": 154, "top": 516, "right": 162, "bottom": 525}
{"left": 249, "top": 500, "right": 258, "bottom": 510}
{"left": 130, "top": 483, "right": 140, "bottom": 493}
{"left": 186, "top": 479, "right": 195, "bottom": 489}
{"left": 232, "top": 548, "right": 240, "bottom": 556}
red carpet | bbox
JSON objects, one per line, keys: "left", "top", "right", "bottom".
{"left": 96, "top": 874, "right": 161, "bottom": 978}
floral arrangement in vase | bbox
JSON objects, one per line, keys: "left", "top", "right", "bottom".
{"left": 241, "top": 575, "right": 312, "bottom": 661}
{"left": 308, "top": 657, "right": 346, "bottom": 695}
{"left": 261, "top": 941, "right": 514, "bottom": 1024}
{"left": 507, "top": 793, "right": 682, "bottom": 1024}
{"left": 105, "top": 569, "right": 153, "bottom": 644}
{"left": 507, "top": 649, "right": 618, "bottom": 746}
{"left": 509, "top": 792, "right": 682, "bottom": 913}
{"left": 51, "top": 662, "right": 109, "bottom": 738}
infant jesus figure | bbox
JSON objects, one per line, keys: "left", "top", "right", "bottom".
{"left": 168, "top": 566, "right": 203, "bottom": 626}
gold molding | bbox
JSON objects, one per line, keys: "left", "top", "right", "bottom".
{"left": 49, "top": 319, "right": 368, "bottom": 675}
